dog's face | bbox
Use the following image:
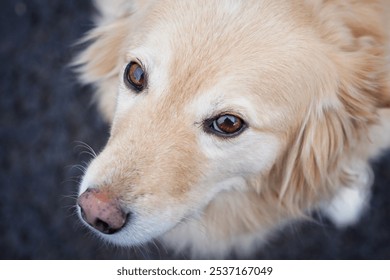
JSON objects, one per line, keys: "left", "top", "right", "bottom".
{"left": 77, "top": 0, "right": 387, "bottom": 247}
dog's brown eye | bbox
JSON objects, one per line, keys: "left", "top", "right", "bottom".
{"left": 124, "top": 61, "right": 146, "bottom": 91}
{"left": 207, "top": 114, "right": 245, "bottom": 136}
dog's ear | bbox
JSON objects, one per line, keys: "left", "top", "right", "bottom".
{"left": 268, "top": 38, "right": 389, "bottom": 214}
{"left": 73, "top": 1, "right": 156, "bottom": 122}
{"left": 268, "top": 107, "right": 353, "bottom": 213}
{"left": 72, "top": 2, "right": 136, "bottom": 122}
{"left": 74, "top": 20, "right": 129, "bottom": 85}
{"left": 268, "top": 99, "right": 375, "bottom": 215}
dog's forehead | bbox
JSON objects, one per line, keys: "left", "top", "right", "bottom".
{"left": 122, "top": 0, "right": 337, "bottom": 125}
{"left": 146, "top": 0, "right": 306, "bottom": 69}
{"left": 134, "top": 0, "right": 323, "bottom": 90}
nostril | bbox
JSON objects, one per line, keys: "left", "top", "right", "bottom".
{"left": 95, "top": 218, "right": 115, "bottom": 234}
{"left": 94, "top": 212, "right": 131, "bottom": 234}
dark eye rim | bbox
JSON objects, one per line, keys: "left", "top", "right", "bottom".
{"left": 203, "top": 113, "right": 247, "bottom": 138}
{"left": 124, "top": 61, "right": 147, "bottom": 92}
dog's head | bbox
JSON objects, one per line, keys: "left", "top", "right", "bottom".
{"left": 75, "top": 0, "right": 389, "bottom": 248}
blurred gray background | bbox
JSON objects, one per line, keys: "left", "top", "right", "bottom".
{"left": 1, "top": 0, "right": 390, "bottom": 259}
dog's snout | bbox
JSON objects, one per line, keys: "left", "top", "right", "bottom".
{"left": 77, "top": 188, "right": 129, "bottom": 234}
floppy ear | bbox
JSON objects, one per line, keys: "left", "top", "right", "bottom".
{"left": 74, "top": 20, "right": 130, "bottom": 85}
{"left": 268, "top": 39, "right": 389, "bottom": 215}
{"left": 73, "top": 1, "right": 135, "bottom": 122}
{"left": 268, "top": 107, "right": 354, "bottom": 214}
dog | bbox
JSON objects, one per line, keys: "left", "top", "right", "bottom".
{"left": 74, "top": 0, "right": 390, "bottom": 258}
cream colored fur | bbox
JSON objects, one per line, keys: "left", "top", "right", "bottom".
{"left": 75, "top": 0, "right": 390, "bottom": 258}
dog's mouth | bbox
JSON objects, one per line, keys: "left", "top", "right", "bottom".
{"left": 76, "top": 187, "right": 191, "bottom": 246}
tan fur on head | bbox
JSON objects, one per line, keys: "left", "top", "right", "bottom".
{"left": 75, "top": 0, "right": 390, "bottom": 258}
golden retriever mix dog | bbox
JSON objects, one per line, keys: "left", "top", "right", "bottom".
{"left": 75, "top": 0, "right": 390, "bottom": 258}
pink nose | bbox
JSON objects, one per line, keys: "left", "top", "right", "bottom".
{"left": 77, "top": 188, "right": 128, "bottom": 234}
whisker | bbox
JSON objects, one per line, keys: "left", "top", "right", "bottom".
{"left": 151, "top": 239, "right": 165, "bottom": 259}
{"left": 61, "top": 192, "right": 79, "bottom": 201}
{"left": 73, "top": 164, "right": 88, "bottom": 174}
{"left": 79, "top": 150, "right": 97, "bottom": 159}
{"left": 136, "top": 244, "right": 150, "bottom": 259}
{"left": 73, "top": 140, "right": 98, "bottom": 159}
{"left": 62, "top": 178, "right": 82, "bottom": 185}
